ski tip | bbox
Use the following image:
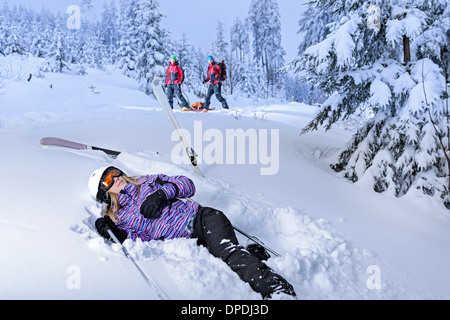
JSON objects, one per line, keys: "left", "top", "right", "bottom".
{"left": 40, "top": 137, "right": 52, "bottom": 145}
{"left": 152, "top": 78, "right": 161, "bottom": 87}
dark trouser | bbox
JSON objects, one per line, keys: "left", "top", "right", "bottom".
{"left": 205, "top": 83, "right": 229, "bottom": 110}
{"left": 166, "top": 84, "right": 189, "bottom": 109}
{"left": 192, "top": 206, "right": 295, "bottom": 299}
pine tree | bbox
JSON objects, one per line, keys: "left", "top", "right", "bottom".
{"left": 230, "top": 18, "right": 250, "bottom": 62}
{"left": 0, "top": 8, "right": 8, "bottom": 57}
{"left": 36, "top": 8, "right": 57, "bottom": 59}
{"left": 248, "top": 0, "right": 286, "bottom": 97}
{"left": 191, "top": 47, "right": 208, "bottom": 97}
{"left": 116, "top": 0, "right": 140, "bottom": 78}
{"left": 100, "top": 0, "right": 119, "bottom": 63}
{"left": 3, "top": 11, "right": 26, "bottom": 56}
{"left": 230, "top": 18, "right": 250, "bottom": 95}
{"left": 134, "top": 0, "right": 168, "bottom": 94}
{"left": 214, "top": 21, "right": 228, "bottom": 59}
{"left": 213, "top": 20, "right": 229, "bottom": 93}
{"left": 83, "top": 34, "right": 105, "bottom": 69}
{"left": 43, "top": 24, "right": 70, "bottom": 73}
{"left": 297, "top": 0, "right": 450, "bottom": 208}
{"left": 289, "top": 1, "right": 333, "bottom": 104}
{"left": 116, "top": 0, "right": 168, "bottom": 94}
{"left": 297, "top": 4, "right": 338, "bottom": 56}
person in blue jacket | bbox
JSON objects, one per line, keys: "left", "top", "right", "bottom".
{"left": 203, "top": 56, "right": 229, "bottom": 111}
{"left": 88, "top": 166, "right": 296, "bottom": 299}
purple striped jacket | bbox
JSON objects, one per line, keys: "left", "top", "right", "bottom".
{"left": 115, "top": 174, "right": 199, "bottom": 242}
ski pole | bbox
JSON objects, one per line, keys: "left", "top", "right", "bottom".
{"left": 180, "top": 86, "right": 191, "bottom": 106}
{"left": 201, "top": 83, "right": 207, "bottom": 105}
{"left": 175, "top": 87, "right": 183, "bottom": 108}
{"left": 106, "top": 229, "right": 169, "bottom": 300}
{"left": 233, "top": 226, "right": 281, "bottom": 257}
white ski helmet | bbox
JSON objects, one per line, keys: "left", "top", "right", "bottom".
{"left": 88, "top": 166, "right": 124, "bottom": 203}
{"left": 88, "top": 166, "right": 109, "bottom": 202}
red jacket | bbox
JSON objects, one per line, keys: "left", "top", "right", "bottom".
{"left": 205, "top": 63, "right": 223, "bottom": 85}
{"left": 165, "top": 62, "right": 184, "bottom": 85}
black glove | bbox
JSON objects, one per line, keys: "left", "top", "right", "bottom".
{"left": 140, "top": 189, "right": 167, "bottom": 219}
{"left": 203, "top": 79, "right": 208, "bottom": 84}
{"left": 95, "top": 215, "right": 127, "bottom": 243}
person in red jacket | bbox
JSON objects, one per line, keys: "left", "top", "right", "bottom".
{"left": 165, "top": 55, "right": 190, "bottom": 109}
{"left": 203, "top": 56, "right": 229, "bottom": 110}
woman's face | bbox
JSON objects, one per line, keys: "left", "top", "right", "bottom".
{"left": 108, "top": 176, "right": 127, "bottom": 194}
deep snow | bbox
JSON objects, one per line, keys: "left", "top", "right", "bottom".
{"left": 1, "top": 55, "right": 449, "bottom": 300}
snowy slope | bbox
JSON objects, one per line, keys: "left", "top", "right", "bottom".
{"left": 1, "top": 55, "right": 449, "bottom": 300}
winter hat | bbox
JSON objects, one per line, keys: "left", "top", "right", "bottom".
{"left": 207, "top": 55, "right": 214, "bottom": 61}
{"left": 88, "top": 166, "right": 123, "bottom": 204}
{"left": 170, "top": 55, "right": 177, "bottom": 60}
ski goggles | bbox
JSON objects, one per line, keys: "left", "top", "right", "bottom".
{"left": 100, "top": 167, "right": 123, "bottom": 191}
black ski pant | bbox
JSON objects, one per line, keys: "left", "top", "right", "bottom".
{"left": 166, "top": 84, "right": 189, "bottom": 109}
{"left": 192, "top": 206, "right": 294, "bottom": 298}
{"left": 204, "top": 83, "right": 229, "bottom": 109}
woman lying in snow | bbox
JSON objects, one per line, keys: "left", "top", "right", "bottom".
{"left": 88, "top": 166, "right": 296, "bottom": 299}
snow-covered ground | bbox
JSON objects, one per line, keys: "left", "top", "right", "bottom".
{"left": 1, "top": 55, "right": 449, "bottom": 300}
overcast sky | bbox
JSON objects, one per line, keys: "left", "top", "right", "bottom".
{"left": 9, "top": 0, "right": 307, "bottom": 62}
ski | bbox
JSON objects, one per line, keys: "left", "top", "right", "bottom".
{"left": 152, "top": 78, "right": 204, "bottom": 177}
{"left": 40, "top": 137, "right": 121, "bottom": 158}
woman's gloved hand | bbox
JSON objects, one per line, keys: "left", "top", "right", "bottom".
{"left": 140, "top": 189, "right": 167, "bottom": 219}
{"left": 95, "top": 215, "right": 127, "bottom": 243}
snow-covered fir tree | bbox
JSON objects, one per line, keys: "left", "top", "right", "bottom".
{"left": 82, "top": 34, "right": 105, "bottom": 69}
{"left": 248, "top": 0, "right": 286, "bottom": 98}
{"left": 135, "top": 0, "right": 168, "bottom": 94}
{"left": 191, "top": 47, "right": 208, "bottom": 97}
{"left": 229, "top": 17, "right": 250, "bottom": 96}
{"left": 43, "top": 24, "right": 70, "bottom": 73}
{"left": 5, "top": 26, "right": 25, "bottom": 55}
{"left": 116, "top": 0, "right": 140, "bottom": 78}
{"left": 0, "top": 4, "right": 28, "bottom": 56}
{"left": 297, "top": 2, "right": 339, "bottom": 56}
{"left": 289, "top": 2, "right": 335, "bottom": 104}
{"left": 0, "top": 12, "right": 8, "bottom": 56}
{"left": 214, "top": 21, "right": 229, "bottom": 60}
{"left": 30, "top": 35, "right": 46, "bottom": 58}
{"left": 230, "top": 18, "right": 250, "bottom": 62}
{"left": 100, "top": 0, "right": 119, "bottom": 47}
{"left": 296, "top": 0, "right": 450, "bottom": 208}
{"left": 213, "top": 20, "right": 230, "bottom": 93}
{"left": 100, "top": 0, "right": 119, "bottom": 64}
{"left": 117, "top": 0, "right": 168, "bottom": 94}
